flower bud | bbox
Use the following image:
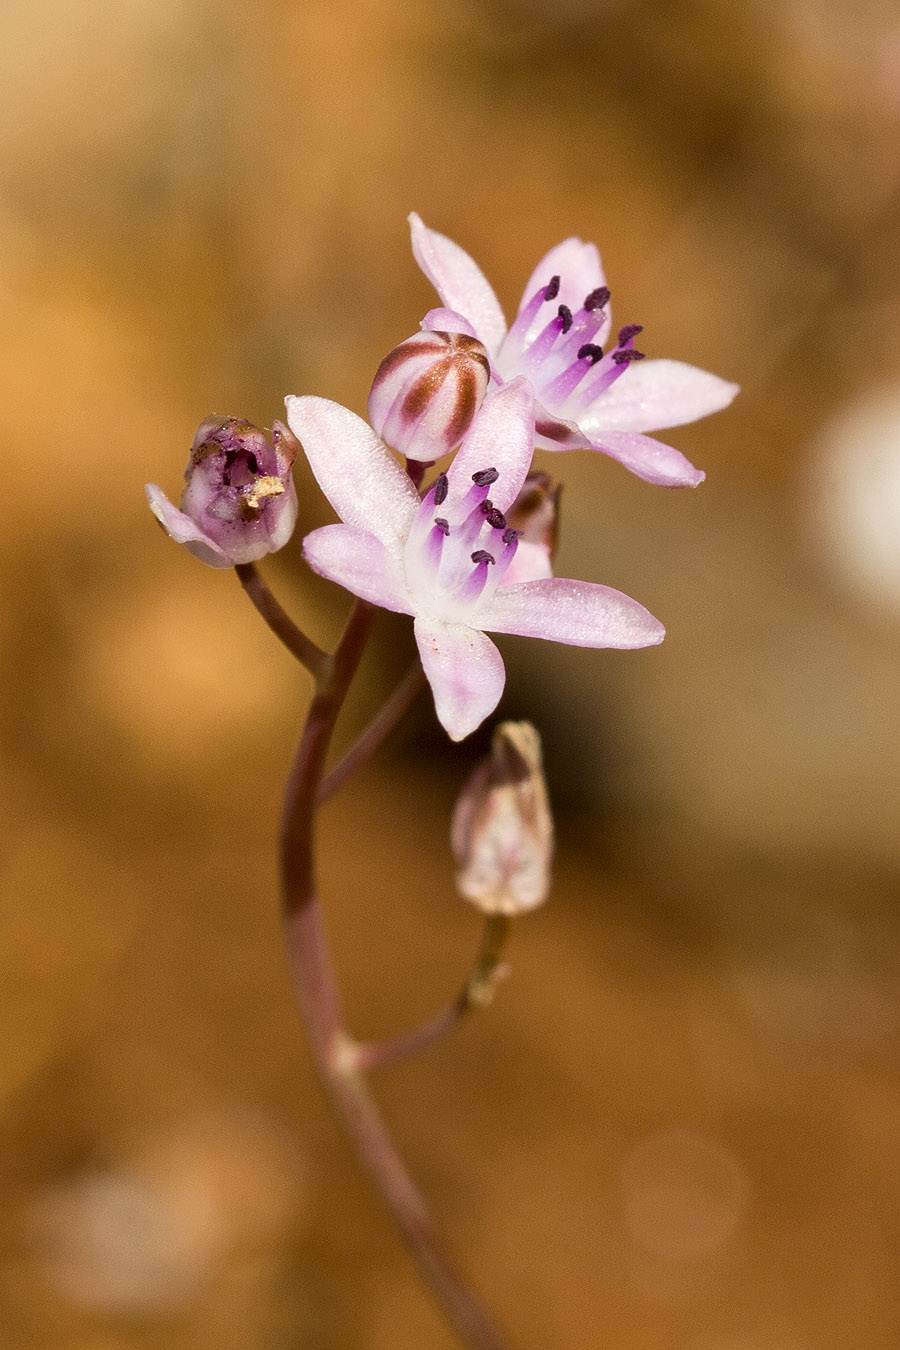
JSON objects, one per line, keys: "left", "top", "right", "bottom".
{"left": 146, "top": 416, "right": 299, "bottom": 568}
{"left": 367, "top": 329, "right": 491, "bottom": 463}
{"left": 451, "top": 722, "right": 553, "bottom": 915}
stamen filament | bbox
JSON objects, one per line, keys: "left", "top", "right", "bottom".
{"left": 521, "top": 313, "right": 567, "bottom": 374}
{"left": 455, "top": 557, "right": 492, "bottom": 607}
{"left": 502, "top": 280, "right": 560, "bottom": 359}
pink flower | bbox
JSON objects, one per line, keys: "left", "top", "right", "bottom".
{"left": 286, "top": 381, "right": 664, "bottom": 742}
{"left": 146, "top": 416, "right": 299, "bottom": 567}
{"left": 409, "top": 213, "right": 739, "bottom": 488}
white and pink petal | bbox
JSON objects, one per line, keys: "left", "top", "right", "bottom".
{"left": 443, "top": 379, "right": 535, "bottom": 515}
{"left": 145, "top": 484, "right": 232, "bottom": 568}
{"left": 477, "top": 577, "right": 665, "bottom": 649}
{"left": 518, "top": 238, "right": 606, "bottom": 333}
{"left": 421, "top": 308, "right": 479, "bottom": 340}
{"left": 409, "top": 214, "right": 508, "bottom": 359}
{"left": 578, "top": 359, "right": 739, "bottom": 436}
{"left": 302, "top": 524, "right": 413, "bottom": 615}
{"left": 586, "top": 429, "right": 706, "bottom": 488}
{"left": 285, "top": 396, "right": 420, "bottom": 556}
{"left": 414, "top": 617, "right": 507, "bottom": 742}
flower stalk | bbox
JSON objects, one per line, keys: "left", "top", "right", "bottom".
{"left": 351, "top": 913, "right": 511, "bottom": 1073}
{"left": 265, "top": 595, "right": 510, "bottom": 1350}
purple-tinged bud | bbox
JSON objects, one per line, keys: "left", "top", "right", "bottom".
{"left": 451, "top": 722, "right": 553, "bottom": 916}
{"left": 145, "top": 416, "right": 299, "bottom": 568}
{"left": 367, "top": 329, "right": 491, "bottom": 463}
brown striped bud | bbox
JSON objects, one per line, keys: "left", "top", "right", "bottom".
{"left": 367, "top": 329, "right": 491, "bottom": 463}
{"left": 451, "top": 722, "right": 553, "bottom": 915}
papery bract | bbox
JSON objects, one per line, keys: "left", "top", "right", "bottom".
{"left": 452, "top": 721, "right": 553, "bottom": 915}
{"left": 146, "top": 416, "right": 299, "bottom": 567}
{"left": 367, "top": 329, "right": 491, "bottom": 463}
{"left": 409, "top": 213, "right": 739, "bottom": 488}
{"left": 286, "top": 382, "right": 665, "bottom": 742}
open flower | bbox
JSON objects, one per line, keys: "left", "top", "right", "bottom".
{"left": 145, "top": 416, "right": 298, "bottom": 567}
{"left": 286, "top": 381, "right": 665, "bottom": 741}
{"left": 409, "top": 213, "right": 739, "bottom": 488}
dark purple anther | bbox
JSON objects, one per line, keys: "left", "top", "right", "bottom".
{"left": 577, "top": 344, "right": 604, "bottom": 365}
{"left": 544, "top": 275, "right": 561, "bottom": 302}
{"left": 434, "top": 517, "right": 450, "bottom": 535}
{"left": 618, "top": 324, "right": 643, "bottom": 345}
{"left": 584, "top": 287, "right": 611, "bottom": 311}
{"left": 557, "top": 304, "right": 573, "bottom": 334}
{"left": 612, "top": 349, "right": 646, "bottom": 365}
{"left": 502, "top": 527, "right": 523, "bottom": 546}
{"left": 480, "top": 499, "right": 494, "bottom": 514}
{"left": 472, "top": 467, "right": 499, "bottom": 486}
{"left": 433, "top": 472, "right": 449, "bottom": 505}
{"left": 485, "top": 507, "right": 507, "bottom": 530}
{"left": 471, "top": 550, "right": 496, "bottom": 565}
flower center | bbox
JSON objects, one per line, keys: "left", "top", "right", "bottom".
{"left": 405, "top": 467, "right": 522, "bottom": 621}
{"left": 495, "top": 278, "right": 646, "bottom": 415}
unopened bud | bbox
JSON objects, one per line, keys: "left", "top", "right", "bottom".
{"left": 368, "top": 329, "right": 491, "bottom": 463}
{"left": 146, "top": 417, "right": 299, "bottom": 568}
{"left": 451, "top": 722, "right": 553, "bottom": 915}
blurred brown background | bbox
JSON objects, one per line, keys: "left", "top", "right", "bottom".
{"left": 3, "top": 0, "right": 900, "bottom": 1346}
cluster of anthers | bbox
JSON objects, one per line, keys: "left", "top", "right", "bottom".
{"left": 147, "top": 214, "right": 739, "bottom": 742}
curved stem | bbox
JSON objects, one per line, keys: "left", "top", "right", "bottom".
{"left": 279, "top": 602, "right": 510, "bottom": 1350}
{"left": 352, "top": 915, "right": 511, "bottom": 1073}
{"left": 318, "top": 659, "right": 427, "bottom": 804}
{"left": 235, "top": 561, "right": 329, "bottom": 680}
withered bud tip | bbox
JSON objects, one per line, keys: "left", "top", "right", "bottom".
{"left": 451, "top": 722, "right": 554, "bottom": 916}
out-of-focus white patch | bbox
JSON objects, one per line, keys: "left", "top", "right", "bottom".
{"left": 807, "top": 386, "right": 900, "bottom": 620}
{"left": 619, "top": 1130, "right": 749, "bottom": 1261}
{"left": 28, "top": 1111, "right": 308, "bottom": 1317}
